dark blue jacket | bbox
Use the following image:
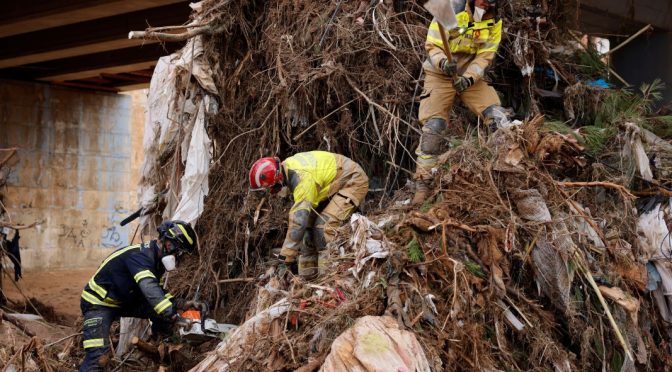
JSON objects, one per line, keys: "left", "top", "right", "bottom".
{"left": 81, "top": 241, "right": 174, "bottom": 317}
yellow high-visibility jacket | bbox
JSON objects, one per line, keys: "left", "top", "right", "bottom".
{"left": 422, "top": 7, "right": 502, "bottom": 83}
{"left": 279, "top": 151, "right": 365, "bottom": 255}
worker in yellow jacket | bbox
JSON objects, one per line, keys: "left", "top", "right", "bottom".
{"left": 413, "top": 0, "right": 509, "bottom": 205}
{"left": 249, "top": 151, "right": 369, "bottom": 279}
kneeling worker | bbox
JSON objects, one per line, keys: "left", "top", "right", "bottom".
{"left": 249, "top": 151, "right": 369, "bottom": 279}
{"left": 79, "top": 220, "right": 196, "bottom": 371}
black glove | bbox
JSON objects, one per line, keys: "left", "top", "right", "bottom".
{"left": 453, "top": 76, "right": 474, "bottom": 93}
{"left": 277, "top": 256, "right": 298, "bottom": 277}
{"left": 172, "top": 314, "right": 193, "bottom": 328}
{"left": 439, "top": 58, "right": 457, "bottom": 77}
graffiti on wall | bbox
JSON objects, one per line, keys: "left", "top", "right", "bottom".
{"left": 58, "top": 219, "right": 91, "bottom": 248}
{"left": 101, "top": 208, "right": 130, "bottom": 248}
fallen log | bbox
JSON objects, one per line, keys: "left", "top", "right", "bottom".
{"left": 131, "top": 336, "right": 160, "bottom": 358}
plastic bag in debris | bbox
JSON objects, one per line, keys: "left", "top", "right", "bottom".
{"left": 347, "top": 213, "right": 390, "bottom": 278}
{"left": 637, "top": 200, "right": 672, "bottom": 259}
{"left": 568, "top": 203, "right": 606, "bottom": 251}
{"left": 637, "top": 199, "right": 672, "bottom": 324}
{"left": 513, "top": 188, "right": 572, "bottom": 312}
{"left": 623, "top": 125, "right": 654, "bottom": 181}
{"left": 172, "top": 96, "right": 212, "bottom": 225}
{"left": 512, "top": 189, "right": 552, "bottom": 222}
{"left": 320, "top": 315, "right": 430, "bottom": 372}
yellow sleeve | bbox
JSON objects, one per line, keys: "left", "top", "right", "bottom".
{"left": 426, "top": 41, "right": 448, "bottom": 70}
{"left": 463, "top": 20, "right": 502, "bottom": 82}
{"left": 290, "top": 177, "right": 319, "bottom": 211}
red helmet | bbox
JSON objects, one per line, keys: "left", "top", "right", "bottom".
{"left": 249, "top": 157, "right": 284, "bottom": 193}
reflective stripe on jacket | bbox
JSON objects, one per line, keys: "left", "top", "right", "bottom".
{"left": 423, "top": 8, "right": 502, "bottom": 82}
{"left": 80, "top": 241, "right": 174, "bottom": 317}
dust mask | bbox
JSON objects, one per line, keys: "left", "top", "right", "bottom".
{"left": 162, "top": 255, "right": 176, "bottom": 271}
{"left": 473, "top": 7, "right": 486, "bottom": 22}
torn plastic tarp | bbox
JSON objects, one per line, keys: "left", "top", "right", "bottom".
{"left": 124, "top": 35, "right": 217, "bottom": 356}
{"left": 622, "top": 125, "right": 653, "bottom": 181}
{"left": 137, "top": 35, "right": 217, "bottom": 229}
{"left": 637, "top": 200, "right": 672, "bottom": 324}
{"left": 172, "top": 96, "right": 213, "bottom": 225}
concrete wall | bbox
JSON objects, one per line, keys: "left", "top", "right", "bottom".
{"left": 0, "top": 80, "right": 145, "bottom": 269}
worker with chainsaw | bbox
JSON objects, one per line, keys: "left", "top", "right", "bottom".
{"left": 249, "top": 151, "right": 369, "bottom": 279}
{"left": 413, "top": 0, "right": 508, "bottom": 205}
{"left": 79, "top": 220, "right": 196, "bottom": 371}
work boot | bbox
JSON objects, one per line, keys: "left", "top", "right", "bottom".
{"left": 298, "top": 254, "right": 318, "bottom": 281}
{"left": 411, "top": 178, "right": 431, "bottom": 206}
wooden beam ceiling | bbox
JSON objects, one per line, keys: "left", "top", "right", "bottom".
{"left": 8, "top": 44, "right": 180, "bottom": 81}
{"left": 0, "top": 0, "right": 187, "bottom": 38}
{"left": 0, "top": 0, "right": 188, "bottom": 92}
{"left": 0, "top": 2, "right": 191, "bottom": 68}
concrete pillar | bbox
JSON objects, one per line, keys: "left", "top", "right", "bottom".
{"left": 0, "top": 80, "right": 145, "bottom": 269}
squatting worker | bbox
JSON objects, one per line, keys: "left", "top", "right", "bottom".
{"left": 249, "top": 151, "right": 369, "bottom": 279}
{"left": 413, "top": 0, "right": 509, "bottom": 205}
{"left": 79, "top": 220, "right": 196, "bottom": 371}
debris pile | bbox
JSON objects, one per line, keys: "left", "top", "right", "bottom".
{"left": 0, "top": 299, "right": 83, "bottom": 371}
{"left": 7, "top": 0, "right": 665, "bottom": 370}
{"left": 190, "top": 113, "right": 672, "bottom": 370}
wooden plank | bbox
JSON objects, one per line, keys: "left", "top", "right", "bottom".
{"left": 1, "top": 44, "right": 179, "bottom": 82}
{"left": 42, "top": 62, "right": 159, "bottom": 82}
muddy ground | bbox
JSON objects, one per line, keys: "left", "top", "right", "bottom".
{"left": 4, "top": 267, "right": 95, "bottom": 322}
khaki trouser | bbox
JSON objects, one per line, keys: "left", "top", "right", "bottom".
{"left": 414, "top": 70, "right": 501, "bottom": 177}
{"left": 298, "top": 166, "right": 368, "bottom": 278}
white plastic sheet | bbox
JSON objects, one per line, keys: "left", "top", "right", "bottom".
{"left": 172, "top": 97, "right": 212, "bottom": 225}
{"left": 138, "top": 35, "right": 217, "bottom": 228}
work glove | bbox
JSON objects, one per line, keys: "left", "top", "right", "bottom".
{"left": 439, "top": 58, "right": 457, "bottom": 77}
{"left": 453, "top": 76, "right": 474, "bottom": 93}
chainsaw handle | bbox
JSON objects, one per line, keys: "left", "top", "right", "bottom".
{"left": 120, "top": 207, "right": 143, "bottom": 226}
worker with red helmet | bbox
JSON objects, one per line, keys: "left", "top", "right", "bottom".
{"left": 79, "top": 220, "right": 197, "bottom": 371}
{"left": 249, "top": 151, "right": 369, "bottom": 279}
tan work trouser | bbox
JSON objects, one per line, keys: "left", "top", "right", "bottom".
{"left": 414, "top": 70, "right": 501, "bottom": 177}
{"left": 298, "top": 165, "right": 369, "bottom": 278}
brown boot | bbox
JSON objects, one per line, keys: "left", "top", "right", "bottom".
{"left": 411, "top": 178, "right": 431, "bottom": 206}
{"left": 298, "top": 254, "right": 318, "bottom": 281}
